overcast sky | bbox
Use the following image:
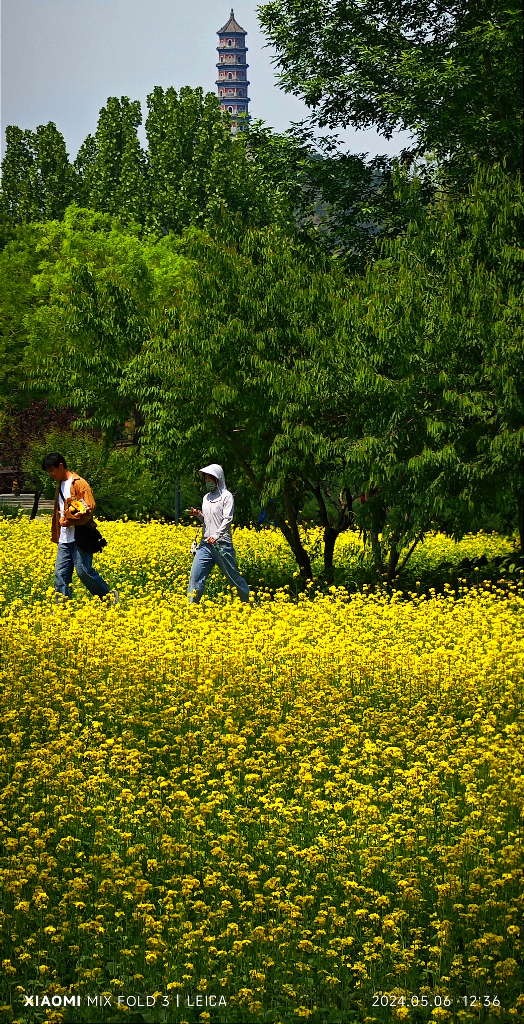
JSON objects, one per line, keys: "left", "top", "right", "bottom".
{"left": 1, "top": 0, "right": 412, "bottom": 161}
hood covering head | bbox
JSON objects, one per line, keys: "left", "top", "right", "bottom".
{"left": 199, "top": 464, "right": 226, "bottom": 499}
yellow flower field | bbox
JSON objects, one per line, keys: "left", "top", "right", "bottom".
{"left": 0, "top": 518, "right": 522, "bottom": 1024}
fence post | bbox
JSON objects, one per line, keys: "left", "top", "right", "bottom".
{"left": 30, "top": 492, "right": 41, "bottom": 520}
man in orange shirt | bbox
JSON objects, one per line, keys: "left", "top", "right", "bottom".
{"left": 42, "top": 452, "right": 117, "bottom": 603}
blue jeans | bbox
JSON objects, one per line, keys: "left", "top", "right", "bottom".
{"left": 188, "top": 538, "right": 249, "bottom": 604}
{"left": 55, "top": 542, "right": 110, "bottom": 599}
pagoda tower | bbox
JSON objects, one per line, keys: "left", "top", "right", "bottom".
{"left": 216, "top": 8, "right": 250, "bottom": 133}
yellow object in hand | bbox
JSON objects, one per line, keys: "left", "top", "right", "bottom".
{"left": 69, "top": 499, "right": 89, "bottom": 515}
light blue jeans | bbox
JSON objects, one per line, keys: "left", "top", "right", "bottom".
{"left": 188, "top": 538, "right": 249, "bottom": 604}
{"left": 55, "top": 542, "right": 110, "bottom": 599}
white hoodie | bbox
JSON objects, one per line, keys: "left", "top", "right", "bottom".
{"left": 199, "top": 464, "right": 234, "bottom": 541}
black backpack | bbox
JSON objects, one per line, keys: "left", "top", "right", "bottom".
{"left": 75, "top": 521, "right": 108, "bottom": 554}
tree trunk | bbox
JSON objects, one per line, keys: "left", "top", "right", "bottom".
{"left": 396, "top": 533, "right": 424, "bottom": 578}
{"left": 386, "top": 541, "right": 399, "bottom": 582}
{"left": 310, "top": 482, "right": 353, "bottom": 583}
{"left": 518, "top": 488, "right": 524, "bottom": 556}
{"left": 29, "top": 491, "right": 41, "bottom": 520}
{"left": 323, "top": 525, "right": 339, "bottom": 582}
{"left": 279, "top": 520, "right": 313, "bottom": 580}
{"left": 279, "top": 486, "right": 313, "bottom": 580}
{"left": 370, "top": 531, "right": 384, "bottom": 574}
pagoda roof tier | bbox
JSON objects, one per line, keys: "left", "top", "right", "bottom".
{"left": 218, "top": 9, "right": 246, "bottom": 33}
{"left": 216, "top": 80, "right": 251, "bottom": 87}
{"left": 216, "top": 65, "right": 250, "bottom": 72}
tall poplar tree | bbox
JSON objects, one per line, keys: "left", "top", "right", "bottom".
{"left": 144, "top": 86, "right": 287, "bottom": 235}
{"left": 0, "top": 123, "right": 76, "bottom": 230}
{"left": 76, "top": 97, "right": 147, "bottom": 224}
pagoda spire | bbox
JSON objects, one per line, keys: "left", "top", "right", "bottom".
{"left": 216, "top": 8, "right": 250, "bottom": 133}
{"left": 219, "top": 9, "right": 246, "bottom": 34}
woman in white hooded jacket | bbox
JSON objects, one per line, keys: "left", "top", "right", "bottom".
{"left": 187, "top": 463, "right": 250, "bottom": 604}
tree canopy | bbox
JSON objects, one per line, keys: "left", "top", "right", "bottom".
{"left": 1, "top": 206, "right": 188, "bottom": 442}
{"left": 0, "top": 23, "right": 521, "bottom": 584}
{"left": 258, "top": 1, "right": 522, "bottom": 180}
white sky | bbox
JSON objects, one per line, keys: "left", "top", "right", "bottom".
{"left": 1, "top": 0, "right": 413, "bottom": 160}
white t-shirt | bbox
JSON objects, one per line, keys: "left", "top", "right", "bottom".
{"left": 58, "top": 477, "right": 75, "bottom": 544}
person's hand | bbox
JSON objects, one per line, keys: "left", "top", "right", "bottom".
{"left": 207, "top": 536, "right": 217, "bottom": 545}
{"left": 189, "top": 507, "right": 203, "bottom": 518}
{"left": 59, "top": 516, "right": 68, "bottom": 526}
{"left": 69, "top": 499, "right": 90, "bottom": 516}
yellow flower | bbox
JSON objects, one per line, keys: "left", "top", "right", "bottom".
{"left": 0, "top": 517, "right": 521, "bottom": 1018}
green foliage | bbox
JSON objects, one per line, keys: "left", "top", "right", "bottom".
{"left": 124, "top": 163, "right": 523, "bottom": 577}
{"left": 74, "top": 97, "right": 147, "bottom": 224}
{"left": 0, "top": 123, "right": 76, "bottom": 228}
{"left": 3, "top": 165, "right": 521, "bottom": 578}
{"left": 0, "top": 224, "right": 45, "bottom": 409}
{"left": 91, "top": 448, "right": 159, "bottom": 520}
{"left": 144, "top": 86, "right": 286, "bottom": 234}
{"left": 13, "top": 205, "right": 188, "bottom": 439}
{"left": 22, "top": 430, "right": 110, "bottom": 499}
{"left": 123, "top": 223, "right": 355, "bottom": 576}
{"left": 21, "top": 430, "right": 180, "bottom": 521}
{"left": 1, "top": 88, "right": 309, "bottom": 241}
{"left": 249, "top": 119, "right": 437, "bottom": 268}
{"left": 344, "top": 163, "right": 524, "bottom": 562}
{"left": 0, "top": 504, "right": 26, "bottom": 520}
{"left": 258, "top": 1, "right": 522, "bottom": 180}
{"left": 0, "top": 85, "right": 437, "bottom": 273}
{"left": 0, "top": 37, "right": 520, "bottom": 588}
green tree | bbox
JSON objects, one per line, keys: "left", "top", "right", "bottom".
{"left": 124, "top": 224, "right": 358, "bottom": 580}
{"left": 1, "top": 87, "right": 423, "bottom": 263}
{"left": 22, "top": 429, "right": 109, "bottom": 500}
{"left": 144, "top": 86, "right": 293, "bottom": 235}
{"left": 302, "top": 146, "right": 435, "bottom": 269}
{"left": 16, "top": 205, "right": 188, "bottom": 443}
{"left": 0, "top": 223, "right": 45, "bottom": 410}
{"left": 22, "top": 429, "right": 178, "bottom": 520}
{"left": 258, "top": 1, "right": 522, "bottom": 180}
{"left": 245, "top": 119, "right": 437, "bottom": 269}
{"left": 73, "top": 134, "right": 98, "bottom": 207}
{"left": 0, "top": 123, "right": 76, "bottom": 230}
{"left": 33, "top": 123, "right": 77, "bottom": 219}
{"left": 0, "top": 128, "right": 39, "bottom": 228}
{"left": 343, "top": 164, "right": 524, "bottom": 567}
{"left": 76, "top": 97, "right": 147, "bottom": 223}
{"left": 0, "top": 221, "right": 78, "bottom": 490}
